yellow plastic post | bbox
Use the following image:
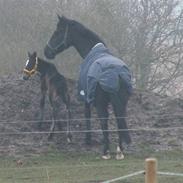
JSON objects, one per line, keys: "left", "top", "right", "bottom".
{"left": 145, "top": 158, "right": 157, "bottom": 183}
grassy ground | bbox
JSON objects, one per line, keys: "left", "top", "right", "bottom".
{"left": 0, "top": 150, "right": 182, "bottom": 183}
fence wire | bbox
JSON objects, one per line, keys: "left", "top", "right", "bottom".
{"left": 101, "top": 170, "right": 144, "bottom": 183}
{"left": 0, "top": 112, "right": 183, "bottom": 124}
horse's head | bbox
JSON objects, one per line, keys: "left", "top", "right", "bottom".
{"left": 44, "top": 15, "right": 71, "bottom": 59}
{"left": 23, "top": 52, "right": 38, "bottom": 80}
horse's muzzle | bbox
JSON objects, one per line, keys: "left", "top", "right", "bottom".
{"left": 23, "top": 73, "right": 30, "bottom": 80}
{"left": 44, "top": 46, "right": 55, "bottom": 59}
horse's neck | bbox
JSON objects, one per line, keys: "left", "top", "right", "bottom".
{"left": 72, "top": 29, "right": 104, "bottom": 59}
{"left": 73, "top": 41, "right": 92, "bottom": 58}
{"left": 37, "top": 58, "right": 55, "bottom": 76}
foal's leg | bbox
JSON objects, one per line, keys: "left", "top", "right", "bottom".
{"left": 62, "top": 92, "right": 72, "bottom": 143}
{"left": 38, "top": 82, "right": 47, "bottom": 130}
{"left": 47, "top": 95, "right": 57, "bottom": 140}
{"left": 84, "top": 102, "right": 91, "bottom": 145}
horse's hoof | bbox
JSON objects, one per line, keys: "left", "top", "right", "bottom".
{"left": 47, "top": 134, "right": 53, "bottom": 141}
{"left": 116, "top": 152, "right": 124, "bottom": 160}
{"left": 116, "top": 146, "right": 124, "bottom": 160}
{"left": 67, "top": 133, "right": 72, "bottom": 144}
{"left": 102, "top": 153, "right": 111, "bottom": 160}
{"left": 85, "top": 139, "right": 92, "bottom": 145}
{"left": 67, "top": 137, "right": 72, "bottom": 144}
{"left": 37, "top": 124, "right": 42, "bottom": 130}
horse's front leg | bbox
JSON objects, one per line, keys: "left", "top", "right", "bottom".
{"left": 85, "top": 102, "right": 91, "bottom": 145}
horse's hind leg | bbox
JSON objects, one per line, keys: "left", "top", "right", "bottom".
{"left": 95, "top": 87, "right": 110, "bottom": 159}
{"left": 110, "top": 91, "right": 131, "bottom": 160}
{"left": 96, "top": 104, "right": 110, "bottom": 159}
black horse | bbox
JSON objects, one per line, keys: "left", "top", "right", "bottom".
{"left": 44, "top": 16, "right": 132, "bottom": 160}
{"left": 23, "top": 51, "right": 72, "bottom": 142}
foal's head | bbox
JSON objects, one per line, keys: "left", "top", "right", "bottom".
{"left": 23, "top": 52, "right": 38, "bottom": 80}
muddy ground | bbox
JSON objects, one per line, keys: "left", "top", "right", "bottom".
{"left": 0, "top": 73, "right": 183, "bottom": 157}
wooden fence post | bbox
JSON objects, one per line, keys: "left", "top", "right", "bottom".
{"left": 145, "top": 158, "right": 157, "bottom": 183}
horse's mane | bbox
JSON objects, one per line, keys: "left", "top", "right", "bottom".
{"left": 70, "top": 20, "right": 105, "bottom": 44}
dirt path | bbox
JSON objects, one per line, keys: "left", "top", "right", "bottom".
{"left": 0, "top": 73, "right": 183, "bottom": 156}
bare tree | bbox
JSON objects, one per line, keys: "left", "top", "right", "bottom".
{"left": 90, "top": 0, "right": 183, "bottom": 95}
{"left": 131, "top": 0, "right": 183, "bottom": 94}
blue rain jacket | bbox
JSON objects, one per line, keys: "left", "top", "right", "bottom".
{"left": 78, "top": 43, "right": 132, "bottom": 103}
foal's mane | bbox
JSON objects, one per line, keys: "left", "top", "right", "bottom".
{"left": 38, "top": 57, "right": 58, "bottom": 72}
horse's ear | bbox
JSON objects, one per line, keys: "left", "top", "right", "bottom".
{"left": 33, "top": 51, "right": 37, "bottom": 57}
{"left": 62, "top": 16, "right": 69, "bottom": 22}
{"left": 57, "top": 14, "right": 68, "bottom": 22}
{"left": 57, "top": 14, "right": 61, "bottom": 20}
